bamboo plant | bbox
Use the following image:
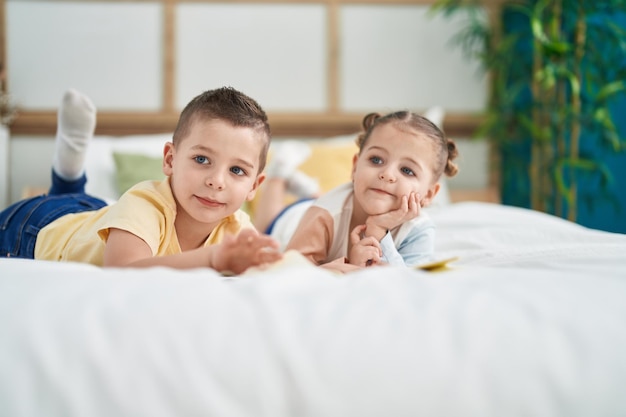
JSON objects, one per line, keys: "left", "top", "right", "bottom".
{"left": 432, "top": 0, "right": 626, "bottom": 221}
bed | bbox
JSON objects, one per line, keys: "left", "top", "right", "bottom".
{"left": 1, "top": 134, "right": 626, "bottom": 417}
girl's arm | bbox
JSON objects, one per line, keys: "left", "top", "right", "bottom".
{"left": 287, "top": 212, "right": 369, "bottom": 273}
{"left": 284, "top": 207, "right": 335, "bottom": 265}
{"left": 360, "top": 192, "right": 430, "bottom": 267}
{"left": 364, "top": 192, "right": 421, "bottom": 237}
{"left": 348, "top": 224, "right": 383, "bottom": 267}
{"left": 103, "top": 228, "right": 281, "bottom": 274}
{"left": 379, "top": 224, "right": 436, "bottom": 267}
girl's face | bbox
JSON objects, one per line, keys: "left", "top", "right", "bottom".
{"left": 351, "top": 123, "right": 440, "bottom": 217}
{"left": 163, "top": 118, "right": 265, "bottom": 235}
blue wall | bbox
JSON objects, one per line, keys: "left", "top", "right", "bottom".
{"left": 564, "top": 12, "right": 626, "bottom": 234}
{"left": 499, "top": 6, "right": 626, "bottom": 234}
{"left": 577, "top": 95, "right": 626, "bottom": 233}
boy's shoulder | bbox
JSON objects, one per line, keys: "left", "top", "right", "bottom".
{"left": 115, "top": 178, "right": 176, "bottom": 213}
{"left": 122, "top": 179, "right": 171, "bottom": 199}
{"left": 230, "top": 209, "right": 254, "bottom": 228}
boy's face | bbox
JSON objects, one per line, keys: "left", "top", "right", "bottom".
{"left": 351, "top": 123, "right": 440, "bottom": 216}
{"left": 163, "top": 118, "right": 265, "bottom": 233}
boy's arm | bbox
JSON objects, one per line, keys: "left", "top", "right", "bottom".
{"left": 103, "top": 228, "right": 281, "bottom": 274}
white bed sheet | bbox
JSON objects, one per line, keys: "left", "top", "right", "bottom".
{"left": 1, "top": 202, "right": 625, "bottom": 417}
{"left": 430, "top": 202, "right": 626, "bottom": 271}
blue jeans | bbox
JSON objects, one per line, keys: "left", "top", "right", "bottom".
{"left": 0, "top": 170, "right": 107, "bottom": 258}
{"left": 265, "top": 197, "right": 313, "bottom": 234}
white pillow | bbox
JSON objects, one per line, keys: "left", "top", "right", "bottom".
{"left": 421, "top": 106, "right": 451, "bottom": 208}
{"left": 84, "top": 134, "right": 171, "bottom": 203}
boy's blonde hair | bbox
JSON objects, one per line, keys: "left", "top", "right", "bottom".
{"left": 173, "top": 87, "right": 272, "bottom": 173}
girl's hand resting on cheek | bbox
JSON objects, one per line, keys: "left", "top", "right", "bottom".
{"left": 349, "top": 224, "right": 382, "bottom": 267}
{"left": 365, "top": 192, "right": 422, "bottom": 240}
{"left": 211, "top": 229, "right": 282, "bottom": 275}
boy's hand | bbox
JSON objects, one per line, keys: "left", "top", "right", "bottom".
{"left": 365, "top": 192, "right": 421, "bottom": 240}
{"left": 211, "top": 229, "right": 282, "bottom": 275}
{"left": 349, "top": 224, "right": 382, "bottom": 267}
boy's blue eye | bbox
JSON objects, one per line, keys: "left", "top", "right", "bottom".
{"left": 231, "top": 166, "right": 246, "bottom": 176}
{"left": 401, "top": 167, "right": 415, "bottom": 176}
{"left": 195, "top": 156, "right": 209, "bottom": 165}
{"left": 370, "top": 156, "right": 383, "bottom": 165}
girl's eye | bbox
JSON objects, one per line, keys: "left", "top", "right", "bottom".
{"left": 401, "top": 167, "right": 415, "bottom": 176}
{"left": 194, "top": 156, "right": 209, "bottom": 165}
{"left": 369, "top": 156, "right": 383, "bottom": 165}
{"left": 231, "top": 166, "right": 246, "bottom": 176}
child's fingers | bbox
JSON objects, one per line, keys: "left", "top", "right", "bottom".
{"left": 359, "top": 235, "right": 382, "bottom": 253}
{"left": 350, "top": 224, "right": 367, "bottom": 245}
{"left": 237, "top": 229, "right": 280, "bottom": 250}
{"left": 365, "top": 247, "right": 382, "bottom": 266}
{"left": 257, "top": 247, "right": 283, "bottom": 264}
{"left": 400, "top": 194, "right": 409, "bottom": 212}
{"left": 229, "top": 229, "right": 254, "bottom": 246}
{"left": 254, "top": 234, "right": 281, "bottom": 249}
{"left": 410, "top": 192, "right": 421, "bottom": 214}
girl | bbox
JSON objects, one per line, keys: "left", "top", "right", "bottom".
{"left": 258, "top": 110, "right": 459, "bottom": 273}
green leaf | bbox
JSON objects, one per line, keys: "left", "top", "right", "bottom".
{"left": 544, "top": 65, "right": 580, "bottom": 97}
{"left": 535, "top": 67, "right": 555, "bottom": 89}
{"left": 530, "top": 17, "right": 549, "bottom": 44}
{"left": 595, "top": 81, "right": 626, "bottom": 102}
{"left": 604, "top": 129, "right": 623, "bottom": 153}
{"left": 542, "top": 41, "right": 571, "bottom": 56}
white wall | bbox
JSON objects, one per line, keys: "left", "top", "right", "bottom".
{"left": 7, "top": 1, "right": 163, "bottom": 110}
{"left": 0, "top": 126, "right": 9, "bottom": 208}
{"left": 6, "top": 1, "right": 486, "bottom": 112}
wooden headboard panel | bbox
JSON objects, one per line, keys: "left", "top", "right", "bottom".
{"left": 12, "top": 111, "right": 481, "bottom": 138}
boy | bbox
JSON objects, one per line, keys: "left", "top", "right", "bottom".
{"left": 0, "top": 87, "right": 282, "bottom": 274}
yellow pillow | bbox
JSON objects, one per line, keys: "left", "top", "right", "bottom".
{"left": 299, "top": 139, "right": 359, "bottom": 193}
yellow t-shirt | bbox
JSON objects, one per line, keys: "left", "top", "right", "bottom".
{"left": 34, "top": 178, "right": 253, "bottom": 266}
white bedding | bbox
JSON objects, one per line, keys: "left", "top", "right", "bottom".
{"left": 1, "top": 202, "right": 626, "bottom": 417}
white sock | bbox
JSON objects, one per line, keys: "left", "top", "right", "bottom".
{"left": 287, "top": 170, "right": 320, "bottom": 198}
{"left": 265, "top": 141, "right": 311, "bottom": 179}
{"left": 52, "top": 89, "right": 96, "bottom": 180}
